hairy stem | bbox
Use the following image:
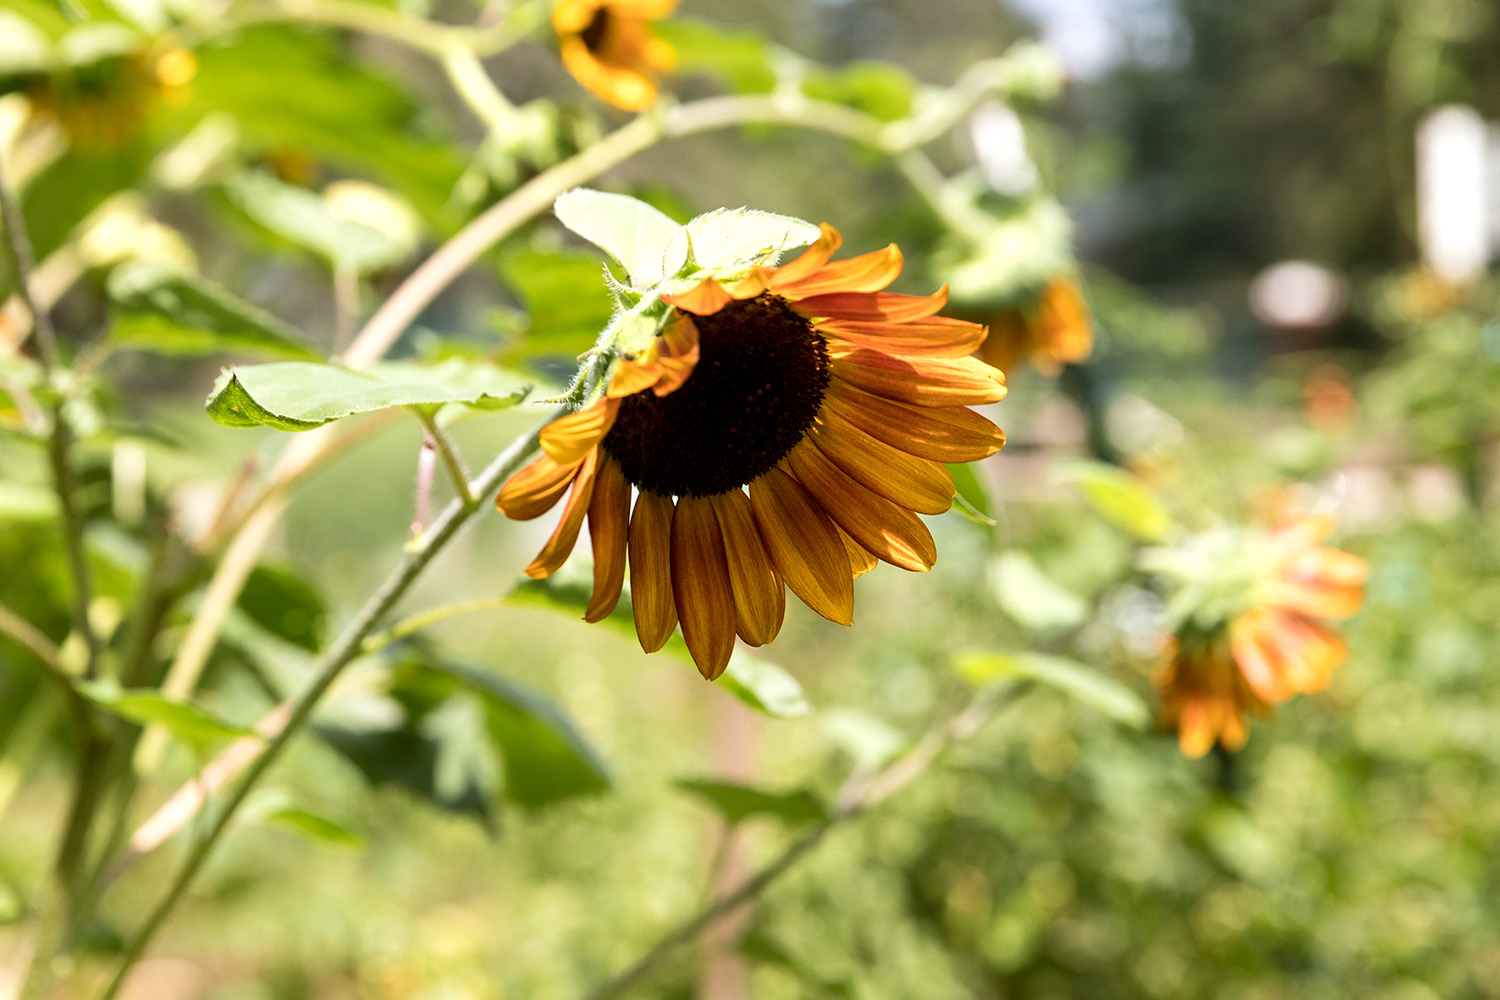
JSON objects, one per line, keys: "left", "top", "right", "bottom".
{"left": 98, "top": 416, "right": 555, "bottom": 1000}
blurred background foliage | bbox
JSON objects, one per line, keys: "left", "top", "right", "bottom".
{"left": 2, "top": 0, "right": 1500, "bottom": 998}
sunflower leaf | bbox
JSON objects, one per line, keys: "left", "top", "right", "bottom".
{"left": 553, "top": 188, "right": 682, "bottom": 287}
{"left": 223, "top": 171, "right": 410, "bottom": 273}
{"left": 676, "top": 778, "right": 828, "bottom": 826}
{"left": 73, "top": 681, "right": 256, "bottom": 752}
{"left": 989, "top": 550, "right": 1089, "bottom": 633}
{"left": 1052, "top": 459, "right": 1174, "bottom": 542}
{"left": 675, "top": 207, "right": 821, "bottom": 271}
{"left": 955, "top": 651, "right": 1149, "bottom": 729}
{"left": 205, "top": 360, "right": 531, "bottom": 431}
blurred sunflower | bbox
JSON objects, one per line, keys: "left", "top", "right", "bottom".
{"left": 553, "top": 0, "right": 675, "bottom": 112}
{"left": 979, "top": 276, "right": 1092, "bottom": 375}
{"left": 1155, "top": 515, "right": 1367, "bottom": 757}
{"left": 497, "top": 225, "right": 1007, "bottom": 678}
{"left": 24, "top": 48, "right": 195, "bottom": 149}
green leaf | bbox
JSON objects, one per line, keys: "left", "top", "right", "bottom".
{"left": 654, "top": 18, "right": 776, "bottom": 94}
{"left": 108, "top": 261, "right": 322, "bottom": 361}
{"left": 241, "top": 791, "right": 362, "bottom": 848}
{"left": 989, "top": 551, "right": 1089, "bottom": 633}
{"left": 1052, "top": 460, "right": 1174, "bottom": 542}
{"left": 506, "top": 579, "right": 811, "bottom": 718}
{"left": 675, "top": 207, "right": 821, "bottom": 271}
{"left": 237, "top": 564, "right": 327, "bottom": 653}
{"left": 431, "top": 661, "right": 610, "bottom": 808}
{"left": 315, "top": 722, "right": 493, "bottom": 823}
{"left": 820, "top": 707, "right": 905, "bottom": 768}
{"left": 204, "top": 360, "right": 531, "bottom": 431}
{"left": 223, "top": 171, "right": 408, "bottom": 273}
{"left": 948, "top": 462, "right": 996, "bottom": 526}
{"left": 497, "top": 247, "right": 617, "bottom": 360}
{"left": 802, "top": 61, "right": 917, "bottom": 122}
{"left": 720, "top": 652, "right": 811, "bottom": 719}
{"left": 74, "top": 681, "right": 256, "bottom": 751}
{"left": 676, "top": 778, "right": 828, "bottom": 826}
{"left": 0, "top": 483, "right": 58, "bottom": 522}
{"left": 955, "top": 651, "right": 1149, "bottom": 729}
{"left": 553, "top": 188, "right": 681, "bottom": 287}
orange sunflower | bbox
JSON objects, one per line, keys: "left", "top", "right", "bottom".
{"left": 553, "top": 0, "right": 676, "bottom": 112}
{"left": 1155, "top": 515, "right": 1367, "bottom": 757}
{"left": 979, "top": 276, "right": 1093, "bottom": 376}
{"left": 497, "top": 225, "right": 1007, "bottom": 678}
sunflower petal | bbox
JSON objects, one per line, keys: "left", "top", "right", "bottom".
{"left": 837, "top": 525, "right": 878, "bottom": 579}
{"left": 628, "top": 490, "right": 678, "bottom": 652}
{"left": 540, "top": 399, "right": 620, "bottom": 465}
{"left": 496, "top": 453, "right": 584, "bottom": 520}
{"left": 748, "top": 467, "right": 854, "bottom": 625}
{"left": 829, "top": 349, "right": 1007, "bottom": 407}
{"left": 792, "top": 285, "right": 948, "bottom": 322}
{"left": 584, "top": 457, "right": 632, "bottom": 622}
{"left": 767, "top": 223, "right": 842, "bottom": 287}
{"left": 524, "top": 450, "right": 600, "bottom": 579}
{"left": 820, "top": 316, "right": 988, "bottom": 358}
{"left": 671, "top": 496, "right": 738, "bottom": 679}
{"left": 784, "top": 441, "right": 936, "bottom": 572}
{"left": 823, "top": 379, "right": 1005, "bottom": 463}
{"left": 774, "top": 244, "right": 902, "bottom": 298}
{"left": 711, "top": 490, "right": 786, "bottom": 647}
{"left": 808, "top": 414, "right": 954, "bottom": 515}
{"left": 662, "top": 277, "right": 737, "bottom": 316}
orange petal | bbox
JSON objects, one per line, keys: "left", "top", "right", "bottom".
{"left": 767, "top": 223, "right": 842, "bottom": 287}
{"left": 524, "top": 450, "right": 599, "bottom": 579}
{"left": 496, "top": 453, "right": 584, "bottom": 521}
{"left": 748, "top": 467, "right": 854, "bottom": 625}
{"left": 829, "top": 349, "right": 1007, "bottom": 407}
{"left": 671, "top": 496, "right": 738, "bottom": 679}
{"left": 791, "top": 285, "right": 948, "bottom": 322}
{"left": 662, "top": 277, "right": 736, "bottom": 316}
{"left": 608, "top": 357, "right": 661, "bottom": 397}
{"left": 784, "top": 441, "right": 936, "bottom": 572}
{"left": 654, "top": 314, "right": 701, "bottom": 396}
{"left": 628, "top": 490, "right": 678, "bottom": 652}
{"left": 584, "top": 457, "right": 632, "bottom": 623}
{"left": 540, "top": 399, "right": 620, "bottom": 465}
{"left": 837, "top": 525, "right": 878, "bottom": 579}
{"left": 807, "top": 413, "right": 954, "bottom": 515}
{"left": 711, "top": 490, "right": 786, "bottom": 647}
{"left": 774, "top": 244, "right": 903, "bottom": 298}
{"left": 823, "top": 378, "right": 1005, "bottom": 463}
{"left": 558, "top": 36, "right": 659, "bottom": 112}
{"left": 819, "top": 316, "right": 988, "bottom": 358}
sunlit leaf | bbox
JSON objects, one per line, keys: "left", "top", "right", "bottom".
{"left": 224, "top": 171, "right": 409, "bottom": 273}
{"left": 675, "top": 207, "right": 820, "bottom": 271}
{"left": 654, "top": 18, "right": 776, "bottom": 94}
{"left": 0, "top": 483, "right": 58, "bottom": 522}
{"left": 497, "top": 247, "right": 617, "bottom": 360}
{"left": 74, "top": 681, "right": 256, "bottom": 751}
{"left": 241, "top": 791, "right": 363, "bottom": 848}
{"left": 1052, "top": 459, "right": 1174, "bottom": 542}
{"left": 205, "top": 360, "right": 530, "bottom": 431}
{"left": 955, "top": 651, "right": 1149, "bottom": 729}
{"left": 676, "top": 778, "right": 828, "bottom": 826}
{"left": 820, "top": 707, "right": 905, "bottom": 768}
{"left": 108, "top": 261, "right": 322, "bottom": 361}
{"left": 802, "top": 61, "right": 918, "bottom": 121}
{"left": 989, "top": 550, "right": 1089, "bottom": 632}
{"left": 948, "top": 462, "right": 996, "bottom": 526}
{"left": 553, "top": 188, "right": 681, "bottom": 287}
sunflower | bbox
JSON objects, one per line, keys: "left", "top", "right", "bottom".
{"left": 553, "top": 0, "right": 676, "bottom": 112}
{"left": 1155, "top": 515, "right": 1367, "bottom": 757}
{"left": 979, "top": 276, "right": 1092, "bottom": 376}
{"left": 497, "top": 225, "right": 1007, "bottom": 678}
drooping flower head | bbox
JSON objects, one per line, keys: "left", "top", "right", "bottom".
{"left": 979, "top": 276, "right": 1092, "bottom": 376}
{"left": 553, "top": 0, "right": 675, "bottom": 112}
{"left": 498, "top": 220, "right": 1007, "bottom": 679}
{"left": 1152, "top": 514, "right": 1367, "bottom": 757}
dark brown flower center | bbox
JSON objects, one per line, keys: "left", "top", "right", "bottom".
{"left": 602, "top": 294, "right": 831, "bottom": 498}
{"left": 580, "top": 7, "right": 612, "bottom": 53}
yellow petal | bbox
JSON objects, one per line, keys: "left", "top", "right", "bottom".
{"left": 783, "top": 441, "right": 936, "bottom": 572}
{"left": 823, "top": 378, "right": 1005, "bottom": 463}
{"left": 628, "top": 490, "right": 678, "bottom": 652}
{"left": 496, "top": 453, "right": 584, "bottom": 521}
{"left": 539, "top": 399, "right": 619, "bottom": 465}
{"left": 808, "top": 413, "right": 954, "bottom": 515}
{"left": 524, "top": 450, "right": 599, "bottom": 578}
{"left": 829, "top": 349, "right": 1006, "bottom": 407}
{"left": 748, "top": 467, "right": 854, "bottom": 625}
{"left": 584, "top": 456, "right": 632, "bottom": 622}
{"left": 711, "top": 490, "right": 785, "bottom": 646}
{"left": 671, "top": 495, "right": 737, "bottom": 679}
{"left": 773, "top": 244, "right": 902, "bottom": 298}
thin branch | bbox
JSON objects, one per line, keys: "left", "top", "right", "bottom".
{"left": 201, "top": 0, "right": 540, "bottom": 58}
{"left": 0, "top": 154, "right": 58, "bottom": 371}
{"left": 0, "top": 601, "right": 62, "bottom": 673}
{"left": 98, "top": 414, "right": 558, "bottom": 1000}
{"left": 414, "top": 409, "right": 475, "bottom": 505}
{"left": 360, "top": 594, "right": 513, "bottom": 654}
{"left": 579, "top": 682, "right": 1032, "bottom": 1000}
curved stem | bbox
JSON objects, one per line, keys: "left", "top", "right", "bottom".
{"left": 97, "top": 415, "right": 557, "bottom": 1000}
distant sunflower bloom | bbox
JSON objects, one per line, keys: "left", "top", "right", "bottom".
{"left": 498, "top": 225, "right": 1007, "bottom": 678}
{"left": 1156, "top": 515, "right": 1367, "bottom": 757}
{"left": 980, "top": 276, "right": 1092, "bottom": 376}
{"left": 553, "top": 0, "right": 675, "bottom": 112}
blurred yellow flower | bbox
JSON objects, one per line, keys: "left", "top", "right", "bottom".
{"left": 979, "top": 276, "right": 1093, "bottom": 376}
{"left": 1156, "top": 515, "right": 1367, "bottom": 758}
{"left": 553, "top": 0, "right": 676, "bottom": 112}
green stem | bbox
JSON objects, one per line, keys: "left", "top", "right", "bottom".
{"left": 361, "top": 594, "right": 514, "bottom": 654}
{"left": 97, "top": 415, "right": 556, "bottom": 1000}
{"left": 414, "top": 410, "right": 476, "bottom": 506}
